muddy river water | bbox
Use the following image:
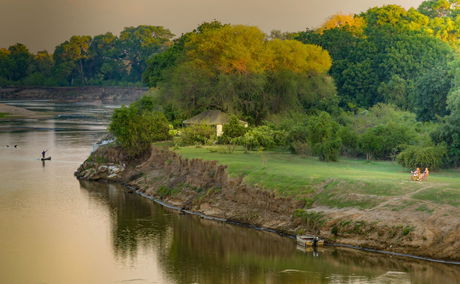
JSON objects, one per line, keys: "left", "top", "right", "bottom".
{"left": 0, "top": 100, "right": 459, "bottom": 284}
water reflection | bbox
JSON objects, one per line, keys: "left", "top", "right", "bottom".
{"left": 79, "top": 180, "right": 460, "bottom": 284}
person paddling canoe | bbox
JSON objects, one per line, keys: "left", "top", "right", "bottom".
{"left": 41, "top": 150, "right": 47, "bottom": 159}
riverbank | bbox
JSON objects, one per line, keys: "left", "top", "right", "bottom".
{"left": 0, "top": 86, "right": 148, "bottom": 103}
{"left": 75, "top": 144, "right": 460, "bottom": 262}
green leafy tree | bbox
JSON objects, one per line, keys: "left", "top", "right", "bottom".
{"left": 359, "top": 122, "right": 415, "bottom": 160}
{"left": 377, "top": 74, "right": 410, "bottom": 110}
{"left": 431, "top": 59, "right": 460, "bottom": 166}
{"left": 413, "top": 66, "right": 453, "bottom": 121}
{"left": 86, "top": 32, "right": 125, "bottom": 82}
{"left": 53, "top": 36, "right": 92, "bottom": 85}
{"left": 221, "top": 115, "right": 247, "bottom": 143}
{"left": 418, "top": 0, "right": 460, "bottom": 18}
{"left": 153, "top": 24, "right": 334, "bottom": 124}
{"left": 119, "top": 25, "right": 174, "bottom": 81}
{"left": 109, "top": 103, "right": 170, "bottom": 157}
{"left": 143, "top": 21, "right": 226, "bottom": 88}
{"left": 306, "top": 112, "right": 342, "bottom": 161}
{"left": 7, "top": 43, "right": 32, "bottom": 81}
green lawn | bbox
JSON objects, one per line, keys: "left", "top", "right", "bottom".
{"left": 174, "top": 146, "right": 460, "bottom": 209}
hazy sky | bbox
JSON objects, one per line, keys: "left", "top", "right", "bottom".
{"left": 1, "top": 0, "right": 425, "bottom": 52}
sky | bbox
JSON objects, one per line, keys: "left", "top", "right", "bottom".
{"left": 0, "top": 0, "right": 425, "bottom": 52}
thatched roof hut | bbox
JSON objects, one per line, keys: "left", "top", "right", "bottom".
{"left": 183, "top": 110, "right": 247, "bottom": 136}
{"left": 183, "top": 110, "right": 230, "bottom": 126}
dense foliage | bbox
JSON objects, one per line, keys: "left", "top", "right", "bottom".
{"left": 0, "top": 25, "right": 173, "bottom": 86}
{"left": 143, "top": 23, "right": 337, "bottom": 124}
{"left": 109, "top": 98, "right": 170, "bottom": 157}
{"left": 396, "top": 145, "right": 447, "bottom": 169}
{"left": 177, "top": 124, "right": 215, "bottom": 146}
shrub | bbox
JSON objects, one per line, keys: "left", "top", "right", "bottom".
{"left": 359, "top": 122, "right": 414, "bottom": 160}
{"left": 278, "top": 112, "right": 342, "bottom": 160}
{"left": 179, "top": 123, "right": 215, "bottom": 145}
{"left": 109, "top": 104, "right": 170, "bottom": 157}
{"left": 315, "top": 137, "right": 342, "bottom": 162}
{"left": 307, "top": 112, "right": 342, "bottom": 161}
{"left": 291, "top": 141, "right": 312, "bottom": 155}
{"left": 237, "top": 125, "right": 286, "bottom": 151}
{"left": 220, "top": 115, "right": 248, "bottom": 144}
{"left": 338, "top": 126, "right": 359, "bottom": 156}
{"left": 396, "top": 145, "right": 447, "bottom": 170}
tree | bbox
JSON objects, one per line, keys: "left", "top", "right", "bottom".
{"left": 86, "top": 32, "right": 125, "bottom": 82}
{"left": 295, "top": 14, "right": 456, "bottom": 113}
{"left": 377, "top": 75, "right": 410, "bottom": 110}
{"left": 119, "top": 25, "right": 174, "bottom": 81}
{"left": 359, "top": 122, "right": 415, "bottom": 160}
{"left": 109, "top": 102, "right": 170, "bottom": 157}
{"left": 431, "top": 59, "right": 460, "bottom": 166}
{"left": 153, "top": 24, "right": 334, "bottom": 124}
{"left": 413, "top": 66, "right": 453, "bottom": 121}
{"left": 418, "top": 0, "right": 460, "bottom": 18}
{"left": 143, "top": 21, "right": 227, "bottom": 88}
{"left": 186, "top": 25, "right": 269, "bottom": 74}
{"left": 318, "top": 14, "right": 365, "bottom": 34}
{"left": 7, "top": 43, "right": 32, "bottom": 81}
{"left": 53, "top": 36, "right": 92, "bottom": 85}
{"left": 267, "top": 39, "right": 332, "bottom": 74}
{"left": 306, "top": 112, "right": 342, "bottom": 161}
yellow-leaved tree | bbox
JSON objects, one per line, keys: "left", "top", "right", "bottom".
{"left": 318, "top": 14, "right": 365, "bottom": 34}
{"left": 267, "top": 39, "right": 332, "bottom": 74}
{"left": 185, "top": 25, "right": 269, "bottom": 74}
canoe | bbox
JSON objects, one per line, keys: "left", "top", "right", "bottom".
{"left": 41, "top": 157, "right": 51, "bottom": 161}
{"left": 296, "top": 235, "right": 324, "bottom": 247}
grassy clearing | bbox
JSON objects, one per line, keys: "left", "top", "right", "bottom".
{"left": 0, "top": 112, "right": 9, "bottom": 118}
{"left": 175, "top": 146, "right": 460, "bottom": 209}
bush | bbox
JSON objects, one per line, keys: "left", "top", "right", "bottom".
{"left": 237, "top": 125, "right": 286, "bottom": 151}
{"left": 316, "top": 137, "right": 342, "bottom": 161}
{"left": 109, "top": 104, "right": 170, "bottom": 157}
{"left": 396, "top": 145, "right": 447, "bottom": 170}
{"left": 359, "top": 122, "right": 414, "bottom": 160}
{"left": 307, "top": 112, "right": 342, "bottom": 161}
{"left": 338, "top": 126, "right": 359, "bottom": 156}
{"left": 220, "top": 115, "right": 248, "bottom": 144}
{"left": 291, "top": 141, "right": 312, "bottom": 156}
{"left": 277, "top": 112, "right": 342, "bottom": 161}
{"left": 179, "top": 123, "right": 215, "bottom": 145}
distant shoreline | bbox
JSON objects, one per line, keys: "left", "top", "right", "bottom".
{"left": 0, "top": 86, "right": 148, "bottom": 104}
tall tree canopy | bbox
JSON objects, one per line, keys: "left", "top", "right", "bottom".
{"left": 295, "top": 5, "right": 457, "bottom": 120}
{"left": 145, "top": 23, "right": 336, "bottom": 124}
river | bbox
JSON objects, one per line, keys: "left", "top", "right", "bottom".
{"left": 0, "top": 100, "right": 459, "bottom": 284}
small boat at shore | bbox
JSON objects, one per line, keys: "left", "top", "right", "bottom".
{"left": 296, "top": 235, "right": 324, "bottom": 247}
{"left": 41, "top": 157, "right": 51, "bottom": 161}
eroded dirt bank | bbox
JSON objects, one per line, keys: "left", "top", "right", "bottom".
{"left": 75, "top": 145, "right": 460, "bottom": 262}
